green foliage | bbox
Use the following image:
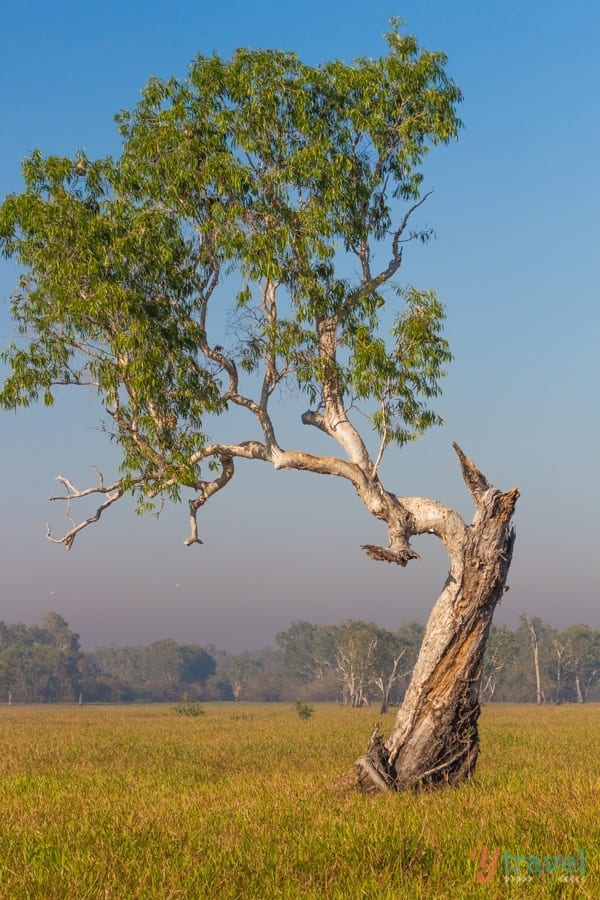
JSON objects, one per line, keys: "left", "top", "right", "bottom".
{"left": 0, "top": 616, "right": 217, "bottom": 703}
{"left": 276, "top": 620, "right": 338, "bottom": 683}
{"left": 174, "top": 696, "right": 205, "bottom": 717}
{"left": 89, "top": 639, "right": 216, "bottom": 701}
{"left": 0, "top": 614, "right": 83, "bottom": 702}
{"left": 0, "top": 23, "right": 461, "bottom": 511}
{"left": 295, "top": 701, "right": 314, "bottom": 720}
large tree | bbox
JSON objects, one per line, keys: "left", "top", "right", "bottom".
{"left": 0, "top": 25, "right": 518, "bottom": 790}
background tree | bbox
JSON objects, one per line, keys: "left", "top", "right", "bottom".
{"left": 219, "top": 651, "right": 264, "bottom": 702}
{"left": 276, "top": 620, "right": 336, "bottom": 684}
{"left": 334, "top": 620, "right": 380, "bottom": 708}
{"left": 561, "top": 625, "right": 599, "bottom": 703}
{"left": 550, "top": 636, "right": 571, "bottom": 705}
{"left": 392, "top": 621, "right": 424, "bottom": 700}
{"left": 89, "top": 640, "right": 216, "bottom": 700}
{"left": 0, "top": 614, "right": 83, "bottom": 702}
{"left": 0, "top": 25, "right": 518, "bottom": 791}
{"left": 480, "top": 624, "right": 518, "bottom": 702}
{"left": 522, "top": 615, "right": 548, "bottom": 705}
{"left": 370, "top": 628, "right": 409, "bottom": 714}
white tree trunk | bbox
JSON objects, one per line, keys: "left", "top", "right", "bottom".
{"left": 525, "top": 618, "right": 545, "bottom": 706}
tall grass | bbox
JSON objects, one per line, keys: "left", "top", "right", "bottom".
{"left": 0, "top": 703, "right": 597, "bottom": 898}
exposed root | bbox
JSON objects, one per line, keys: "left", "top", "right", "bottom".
{"left": 354, "top": 723, "right": 397, "bottom": 793}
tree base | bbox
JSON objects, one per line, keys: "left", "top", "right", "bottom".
{"left": 354, "top": 722, "right": 480, "bottom": 793}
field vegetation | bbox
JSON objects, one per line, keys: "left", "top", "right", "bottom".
{"left": 1, "top": 703, "right": 598, "bottom": 898}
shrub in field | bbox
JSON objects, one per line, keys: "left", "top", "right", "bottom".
{"left": 295, "top": 701, "right": 314, "bottom": 721}
{"left": 174, "top": 697, "right": 205, "bottom": 717}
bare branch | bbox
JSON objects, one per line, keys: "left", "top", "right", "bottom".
{"left": 184, "top": 500, "right": 204, "bottom": 547}
{"left": 346, "top": 191, "right": 435, "bottom": 310}
{"left": 391, "top": 192, "right": 433, "bottom": 259}
{"left": 46, "top": 471, "right": 124, "bottom": 550}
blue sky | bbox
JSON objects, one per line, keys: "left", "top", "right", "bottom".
{"left": 1, "top": 0, "right": 598, "bottom": 651}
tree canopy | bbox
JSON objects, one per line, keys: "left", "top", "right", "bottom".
{"left": 0, "top": 24, "right": 461, "bottom": 551}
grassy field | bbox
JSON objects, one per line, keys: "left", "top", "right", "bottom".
{"left": 0, "top": 703, "right": 598, "bottom": 899}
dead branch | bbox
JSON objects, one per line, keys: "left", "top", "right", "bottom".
{"left": 453, "top": 442, "right": 491, "bottom": 505}
{"left": 45, "top": 470, "right": 124, "bottom": 550}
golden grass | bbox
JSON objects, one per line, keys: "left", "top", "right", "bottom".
{"left": 0, "top": 703, "right": 598, "bottom": 898}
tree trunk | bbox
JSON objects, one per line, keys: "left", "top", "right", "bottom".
{"left": 355, "top": 449, "right": 518, "bottom": 792}
{"left": 525, "top": 618, "right": 545, "bottom": 705}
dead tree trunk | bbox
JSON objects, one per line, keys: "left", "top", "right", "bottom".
{"left": 355, "top": 446, "right": 518, "bottom": 792}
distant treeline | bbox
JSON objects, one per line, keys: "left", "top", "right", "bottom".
{"left": 1, "top": 613, "right": 598, "bottom": 706}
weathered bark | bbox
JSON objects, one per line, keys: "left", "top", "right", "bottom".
{"left": 355, "top": 446, "right": 518, "bottom": 792}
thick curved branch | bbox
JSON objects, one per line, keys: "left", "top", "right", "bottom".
{"left": 184, "top": 453, "right": 235, "bottom": 546}
{"left": 361, "top": 495, "right": 467, "bottom": 569}
{"left": 270, "top": 446, "right": 422, "bottom": 564}
{"left": 310, "top": 315, "right": 373, "bottom": 470}
{"left": 190, "top": 440, "right": 268, "bottom": 465}
{"left": 43, "top": 440, "right": 498, "bottom": 578}
{"left": 395, "top": 495, "right": 467, "bottom": 557}
{"left": 187, "top": 444, "right": 501, "bottom": 574}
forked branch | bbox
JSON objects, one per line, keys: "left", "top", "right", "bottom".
{"left": 46, "top": 471, "right": 124, "bottom": 550}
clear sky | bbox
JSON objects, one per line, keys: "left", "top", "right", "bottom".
{"left": 1, "top": 0, "right": 598, "bottom": 651}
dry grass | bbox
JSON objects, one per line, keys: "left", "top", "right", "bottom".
{"left": 0, "top": 703, "right": 598, "bottom": 898}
